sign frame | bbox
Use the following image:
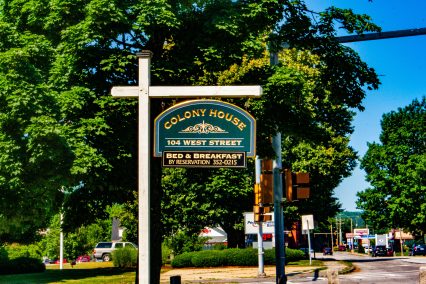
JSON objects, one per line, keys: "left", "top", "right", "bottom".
{"left": 154, "top": 99, "right": 256, "bottom": 157}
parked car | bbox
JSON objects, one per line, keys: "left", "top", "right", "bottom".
{"left": 42, "top": 258, "right": 53, "bottom": 265}
{"left": 338, "top": 245, "right": 346, "bottom": 251}
{"left": 54, "top": 258, "right": 67, "bottom": 264}
{"left": 371, "top": 245, "right": 387, "bottom": 257}
{"left": 93, "top": 241, "right": 138, "bottom": 262}
{"left": 323, "top": 247, "right": 333, "bottom": 255}
{"left": 76, "top": 255, "right": 91, "bottom": 263}
{"left": 410, "top": 244, "right": 426, "bottom": 256}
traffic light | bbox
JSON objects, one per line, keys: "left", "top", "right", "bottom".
{"left": 253, "top": 205, "right": 272, "bottom": 222}
{"left": 259, "top": 159, "right": 273, "bottom": 205}
{"left": 284, "top": 170, "right": 310, "bottom": 201}
{"left": 253, "top": 159, "right": 273, "bottom": 222}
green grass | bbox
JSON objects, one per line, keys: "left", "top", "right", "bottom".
{"left": 0, "top": 262, "right": 136, "bottom": 284}
{"left": 0, "top": 258, "right": 341, "bottom": 283}
{"left": 287, "top": 259, "right": 324, "bottom": 267}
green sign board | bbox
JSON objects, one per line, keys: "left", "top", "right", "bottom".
{"left": 154, "top": 99, "right": 255, "bottom": 157}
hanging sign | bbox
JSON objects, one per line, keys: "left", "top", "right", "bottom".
{"left": 162, "top": 151, "right": 246, "bottom": 168}
{"left": 154, "top": 99, "right": 255, "bottom": 167}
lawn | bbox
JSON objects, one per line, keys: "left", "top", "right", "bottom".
{"left": 0, "top": 262, "right": 137, "bottom": 284}
{"left": 0, "top": 259, "right": 325, "bottom": 283}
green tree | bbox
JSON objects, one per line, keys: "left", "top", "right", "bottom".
{"left": 0, "top": 0, "right": 381, "bottom": 282}
{"left": 37, "top": 215, "right": 110, "bottom": 260}
{"left": 357, "top": 98, "right": 425, "bottom": 237}
{"left": 161, "top": 48, "right": 364, "bottom": 248}
{"left": 162, "top": 166, "right": 254, "bottom": 248}
{"left": 0, "top": 20, "right": 74, "bottom": 242}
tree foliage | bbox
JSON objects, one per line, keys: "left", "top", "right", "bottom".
{"left": 0, "top": 19, "right": 73, "bottom": 242}
{"left": 0, "top": 0, "right": 382, "bottom": 282}
{"left": 357, "top": 98, "right": 425, "bottom": 237}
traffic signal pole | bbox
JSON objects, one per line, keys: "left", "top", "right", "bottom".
{"left": 255, "top": 156, "right": 266, "bottom": 277}
{"left": 268, "top": 51, "right": 286, "bottom": 284}
{"left": 272, "top": 133, "right": 286, "bottom": 284}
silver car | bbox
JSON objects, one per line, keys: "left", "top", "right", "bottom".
{"left": 92, "top": 241, "right": 138, "bottom": 261}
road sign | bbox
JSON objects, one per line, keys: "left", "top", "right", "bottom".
{"left": 244, "top": 212, "right": 275, "bottom": 234}
{"left": 301, "top": 215, "right": 314, "bottom": 231}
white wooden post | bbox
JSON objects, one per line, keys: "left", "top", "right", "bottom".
{"left": 111, "top": 50, "right": 262, "bottom": 283}
{"left": 138, "top": 51, "right": 152, "bottom": 283}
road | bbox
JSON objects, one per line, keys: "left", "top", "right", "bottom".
{"left": 288, "top": 252, "right": 426, "bottom": 284}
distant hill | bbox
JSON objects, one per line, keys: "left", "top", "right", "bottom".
{"left": 337, "top": 211, "right": 366, "bottom": 228}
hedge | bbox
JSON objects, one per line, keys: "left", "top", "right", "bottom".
{"left": 171, "top": 247, "right": 305, "bottom": 268}
{"left": 224, "top": 248, "right": 257, "bottom": 266}
{"left": 0, "top": 257, "right": 46, "bottom": 275}
{"left": 191, "top": 250, "right": 226, "bottom": 267}
{"left": 170, "top": 252, "right": 194, "bottom": 268}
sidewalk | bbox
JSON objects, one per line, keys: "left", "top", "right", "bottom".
{"left": 160, "top": 260, "right": 347, "bottom": 283}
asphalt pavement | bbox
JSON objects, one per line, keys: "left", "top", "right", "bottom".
{"left": 160, "top": 253, "right": 426, "bottom": 284}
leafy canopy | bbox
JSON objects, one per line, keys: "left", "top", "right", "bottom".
{"left": 357, "top": 98, "right": 425, "bottom": 237}
{"left": 0, "top": 0, "right": 382, "bottom": 268}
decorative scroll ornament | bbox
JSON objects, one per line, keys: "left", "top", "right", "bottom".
{"left": 179, "top": 121, "right": 228, "bottom": 134}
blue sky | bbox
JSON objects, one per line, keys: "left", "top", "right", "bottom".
{"left": 308, "top": 0, "right": 426, "bottom": 211}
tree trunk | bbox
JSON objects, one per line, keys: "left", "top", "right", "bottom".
{"left": 150, "top": 100, "right": 163, "bottom": 283}
{"left": 151, "top": 158, "right": 163, "bottom": 283}
{"left": 223, "top": 225, "right": 246, "bottom": 248}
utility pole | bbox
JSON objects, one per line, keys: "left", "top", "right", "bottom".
{"left": 269, "top": 51, "right": 286, "bottom": 284}
{"left": 255, "top": 157, "right": 266, "bottom": 277}
{"left": 350, "top": 218, "right": 354, "bottom": 252}
{"left": 272, "top": 133, "right": 285, "bottom": 284}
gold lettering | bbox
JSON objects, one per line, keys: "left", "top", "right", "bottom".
{"left": 232, "top": 117, "right": 240, "bottom": 126}
{"left": 177, "top": 114, "right": 185, "bottom": 122}
{"left": 209, "top": 109, "right": 218, "bottom": 117}
{"left": 225, "top": 113, "right": 234, "bottom": 121}
{"left": 238, "top": 122, "right": 247, "bottom": 131}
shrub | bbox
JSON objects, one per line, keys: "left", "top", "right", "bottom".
{"left": 263, "top": 248, "right": 305, "bottom": 264}
{"left": 191, "top": 250, "right": 226, "bottom": 267}
{"left": 0, "top": 257, "right": 45, "bottom": 275}
{"left": 264, "top": 248, "right": 276, "bottom": 264}
{"left": 165, "top": 231, "right": 208, "bottom": 256}
{"left": 5, "top": 244, "right": 42, "bottom": 260}
{"left": 112, "top": 247, "right": 137, "bottom": 268}
{"left": 162, "top": 242, "right": 172, "bottom": 265}
{"left": 171, "top": 252, "right": 196, "bottom": 268}
{"left": 224, "top": 248, "right": 257, "bottom": 266}
{"left": 0, "top": 246, "right": 8, "bottom": 264}
{"left": 170, "top": 247, "right": 306, "bottom": 268}
{"left": 212, "top": 243, "right": 227, "bottom": 250}
{"left": 285, "top": 248, "right": 305, "bottom": 263}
